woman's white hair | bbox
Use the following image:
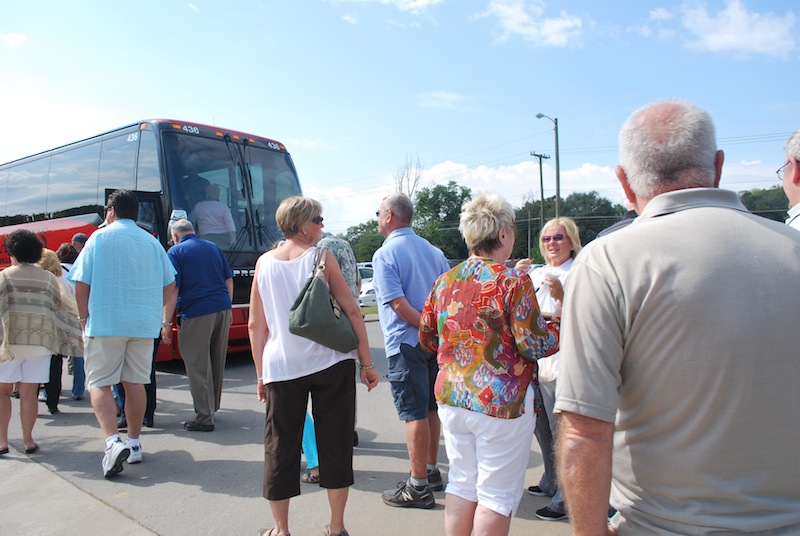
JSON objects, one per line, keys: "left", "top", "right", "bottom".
{"left": 459, "top": 192, "right": 515, "bottom": 255}
{"left": 619, "top": 99, "right": 717, "bottom": 199}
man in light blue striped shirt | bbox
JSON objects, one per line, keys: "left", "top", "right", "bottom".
{"left": 71, "top": 189, "right": 176, "bottom": 478}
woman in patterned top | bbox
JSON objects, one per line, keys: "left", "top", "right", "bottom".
{"left": 419, "top": 192, "right": 554, "bottom": 536}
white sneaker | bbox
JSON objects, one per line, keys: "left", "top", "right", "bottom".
{"left": 127, "top": 443, "right": 143, "bottom": 464}
{"left": 102, "top": 440, "right": 130, "bottom": 478}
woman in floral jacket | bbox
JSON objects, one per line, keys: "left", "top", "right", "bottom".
{"left": 420, "top": 192, "right": 554, "bottom": 536}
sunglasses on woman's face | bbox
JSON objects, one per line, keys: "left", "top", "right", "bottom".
{"left": 311, "top": 216, "right": 324, "bottom": 225}
{"left": 542, "top": 234, "right": 565, "bottom": 243}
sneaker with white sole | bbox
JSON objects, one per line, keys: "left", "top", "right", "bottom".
{"left": 127, "top": 443, "right": 142, "bottom": 464}
{"left": 535, "top": 506, "right": 568, "bottom": 521}
{"left": 102, "top": 440, "right": 130, "bottom": 478}
{"left": 381, "top": 480, "right": 435, "bottom": 509}
{"left": 527, "top": 485, "right": 548, "bottom": 497}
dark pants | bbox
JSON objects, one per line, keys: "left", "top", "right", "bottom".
{"left": 263, "top": 360, "right": 356, "bottom": 500}
{"left": 44, "top": 355, "right": 64, "bottom": 412}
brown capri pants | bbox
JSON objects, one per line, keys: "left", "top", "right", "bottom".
{"left": 263, "top": 359, "right": 356, "bottom": 501}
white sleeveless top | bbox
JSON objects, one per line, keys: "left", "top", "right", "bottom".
{"left": 256, "top": 246, "right": 355, "bottom": 383}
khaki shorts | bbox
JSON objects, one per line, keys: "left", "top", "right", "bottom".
{"left": 84, "top": 336, "right": 153, "bottom": 390}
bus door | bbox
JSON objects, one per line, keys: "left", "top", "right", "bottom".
{"left": 104, "top": 188, "right": 167, "bottom": 244}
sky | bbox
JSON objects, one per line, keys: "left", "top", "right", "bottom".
{"left": 1, "top": 0, "right": 798, "bottom": 234}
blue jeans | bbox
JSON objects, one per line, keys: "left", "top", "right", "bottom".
{"left": 534, "top": 380, "right": 566, "bottom": 514}
{"left": 71, "top": 357, "right": 85, "bottom": 399}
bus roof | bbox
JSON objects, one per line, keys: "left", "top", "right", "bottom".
{"left": 0, "top": 119, "right": 289, "bottom": 167}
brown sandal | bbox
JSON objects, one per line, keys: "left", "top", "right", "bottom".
{"left": 301, "top": 471, "right": 320, "bottom": 484}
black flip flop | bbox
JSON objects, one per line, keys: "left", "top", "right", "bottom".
{"left": 24, "top": 443, "right": 38, "bottom": 454}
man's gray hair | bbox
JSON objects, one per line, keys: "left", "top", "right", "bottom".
{"left": 385, "top": 192, "right": 414, "bottom": 224}
{"left": 785, "top": 128, "right": 800, "bottom": 160}
{"left": 619, "top": 99, "right": 718, "bottom": 198}
{"left": 171, "top": 218, "right": 194, "bottom": 234}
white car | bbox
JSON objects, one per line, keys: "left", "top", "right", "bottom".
{"left": 359, "top": 280, "right": 376, "bottom": 308}
{"left": 358, "top": 265, "right": 373, "bottom": 284}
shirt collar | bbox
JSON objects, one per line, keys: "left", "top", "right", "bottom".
{"left": 384, "top": 226, "right": 415, "bottom": 243}
{"left": 638, "top": 188, "right": 747, "bottom": 221}
{"left": 786, "top": 203, "right": 800, "bottom": 226}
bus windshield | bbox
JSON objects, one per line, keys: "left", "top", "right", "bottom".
{"left": 162, "top": 131, "right": 301, "bottom": 256}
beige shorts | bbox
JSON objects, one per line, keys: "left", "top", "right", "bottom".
{"left": 84, "top": 336, "right": 153, "bottom": 390}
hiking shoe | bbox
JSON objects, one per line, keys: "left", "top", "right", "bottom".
{"left": 535, "top": 506, "right": 568, "bottom": 521}
{"left": 127, "top": 443, "right": 143, "bottom": 464}
{"left": 427, "top": 468, "right": 444, "bottom": 492}
{"left": 527, "top": 485, "right": 548, "bottom": 496}
{"left": 102, "top": 441, "right": 130, "bottom": 478}
{"left": 382, "top": 481, "right": 435, "bottom": 509}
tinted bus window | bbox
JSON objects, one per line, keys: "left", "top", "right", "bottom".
{"left": 6, "top": 157, "right": 50, "bottom": 225}
{"left": 136, "top": 127, "right": 160, "bottom": 192}
{"left": 98, "top": 131, "right": 137, "bottom": 192}
{"left": 48, "top": 142, "right": 101, "bottom": 217}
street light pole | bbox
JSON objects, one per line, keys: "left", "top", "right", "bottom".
{"left": 531, "top": 151, "right": 550, "bottom": 232}
{"left": 536, "top": 113, "right": 561, "bottom": 217}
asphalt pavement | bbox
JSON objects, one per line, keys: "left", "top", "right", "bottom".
{"left": 0, "top": 319, "right": 572, "bottom": 536}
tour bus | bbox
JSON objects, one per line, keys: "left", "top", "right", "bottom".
{"left": 0, "top": 119, "right": 302, "bottom": 361}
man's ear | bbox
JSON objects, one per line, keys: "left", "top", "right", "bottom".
{"left": 713, "top": 150, "right": 724, "bottom": 188}
{"left": 789, "top": 157, "right": 800, "bottom": 186}
{"left": 616, "top": 165, "right": 636, "bottom": 204}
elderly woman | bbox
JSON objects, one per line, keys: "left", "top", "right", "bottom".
{"left": 419, "top": 192, "right": 554, "bottom": 536}
{"left": 37, "top": 249, "right": 82, "bottom": 415}
{"left": 519, "top": 217, "right": 582, "bottom": 521}
{"left": 248, "top": 196, "right": 379, "bottom": 536}
{"left": 0, "top": 230, "right": 82, "bottom": 455}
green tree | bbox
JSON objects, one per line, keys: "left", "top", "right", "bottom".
{"left": 560, "top": 191, "right": 624, "bottom": 245}
{"left": 738, "top": 186, "right": 788, "bottom": 223}
{"left": 513, "top": 191, "right": 623, "bottom": 259}
{"left": 342, "top": 220, "right": 383, "bottom": 263}
{"left": 413, "top": 181, "right": 472, "bottom": 260}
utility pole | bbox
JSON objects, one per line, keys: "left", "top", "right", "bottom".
{"left": 531, "top": 151, "right": 550, "bottom": 233}
{"left": 536, "top": 113, "right": 560, "bottom": 217}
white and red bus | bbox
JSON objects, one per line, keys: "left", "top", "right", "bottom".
{"left": 0, "top": 119, "right": 302, "bottom": 361}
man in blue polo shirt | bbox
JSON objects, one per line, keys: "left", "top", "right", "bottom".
{"left": 166, "top": 219, "right": 233, "bottom": 432}
{"left": 373, "top": 192, "right": 450, "bottom": 509}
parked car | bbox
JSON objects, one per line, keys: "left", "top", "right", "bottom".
{"left": 358, "top": 265, "right": 373, "bottom": 284}
{"left": 359, "top": 280, "right": 376, "bottom": 308}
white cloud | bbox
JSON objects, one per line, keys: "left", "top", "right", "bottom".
{"left": 418, "top": 91, "right": 471, "bottom": 110}
{"left": 188, "top": 3, "right": 199, "bottom": 12}
{"left": 2, "top": 33, "right": 28, "bottom": 47}
{"left": 342, "top": 14, "right": 358, "bottom": 24}
{"left": 478, "top": 0, "right": 582, "bottom": 47}
{"left": 314, "top": 158, "right": 623, "bottom": 235}
{"left": 649, "top": 8, "right": 673, "bottom": 21}
{"left": 682, "top": 0, "right": 796, "bottom": 59}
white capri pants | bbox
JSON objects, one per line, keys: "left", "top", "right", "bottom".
{"left": 438, "top": 388, "right": 536, "bottom": 516}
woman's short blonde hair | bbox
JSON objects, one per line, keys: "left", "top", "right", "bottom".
{"left": 275, "top": 196, "right": 322, "bottom": 238}
{"left": 539, "top": 217, "right": 582, "bottom": 265}
{"left": 459, "top": 192, "right": 515, "bottom": 255}
{"left": 37, "top": 249, "right": 63, "bottom": 277}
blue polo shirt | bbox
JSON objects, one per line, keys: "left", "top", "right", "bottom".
{"left": 372, "top": 227, "right": 449, "bottom": 356}
{"left": 168, "top": 234, "right": 233, "bottom": 319}
{"left": 69, "top": 219, "right": 176, "bottom": 338}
